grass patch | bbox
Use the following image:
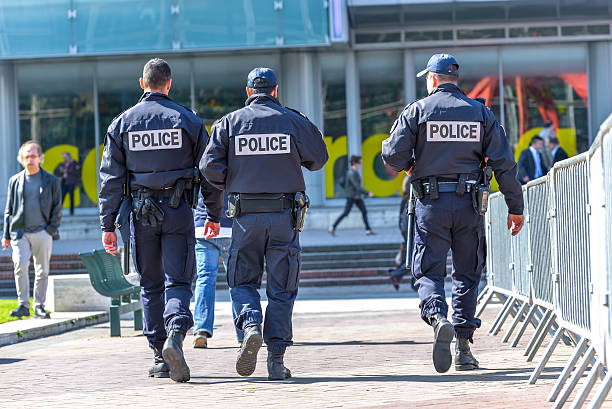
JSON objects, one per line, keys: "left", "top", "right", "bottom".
{"left": 0, "top": 299, "right": 34, "bottom": 324}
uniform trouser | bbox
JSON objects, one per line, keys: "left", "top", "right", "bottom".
{"left": 332, "top": 198, "right": 372, "bottom": 230}
{"left": 131, "top": 197, "right": 196, "bottom": 350}
{"left": 11, "top": 229, "right": 53, "bottom": 309}
{"left": 412, "top": 192, "right": 486, "bottom": 340}
{"left": 227, "top": 209, "right": 300, "bottom": 354}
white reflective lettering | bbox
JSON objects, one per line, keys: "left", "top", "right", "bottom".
{"left": 234, "top": 134, "right": 291, "bottom": 156}
{"left": 426, "top": 121, "right": 481, "bottom": 142}
{"left": 128, "top": 129, "right": 183, "bottom": 151}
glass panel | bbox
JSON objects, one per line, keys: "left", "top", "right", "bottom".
{"left": 281, "top": 0, "right": 329, "bottom": 46}
{"left": 509, "top": 26, "right": 559, "bottom": 38}
{"left": 454, "top": 5, "right": 506, "bottom": 23}
{"left": 502, "top": 45, "right": 589, "bottom": 164}
{"left": 321, "top": 54, "right": 347, "bottom": 199}
{"left": 561, "top": 24, "right": 611, "bottom": 36}
{"left": 508, "top": 4, "right": 558, "bottom": 21}
{"left": 355, "top": 32, "right": 401, "bottom": 44}
{"left": 405, "top": 30, "right": 452, "bottom": 42}
{"left": 0, "top": 0, "right": 70, "bottom": 57}
{"left": 358, "top": 51, "right": 404, "bottom": 198}
{"left": 456, "top": 28, "right": 505, "bottom": 40}
{"left": 75, "top": 0, "right": 173, "bottom": 53}
{"left": 17, "top": 62, "right": 95, "bottom": 209}
{"left": 193, "top": 54, "right": 281, "bottom": 128}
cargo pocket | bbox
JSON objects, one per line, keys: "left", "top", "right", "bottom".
{"left": 285, "top": 247, "right": 301, "bottom": 291}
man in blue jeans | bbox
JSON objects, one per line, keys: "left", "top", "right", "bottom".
{"left": 193, "top": 192, "right": 243, "bottom": 347}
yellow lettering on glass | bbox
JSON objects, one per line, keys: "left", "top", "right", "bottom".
{"left": 41, "top": 144, "right": 81, "bottom": 208}
{"left": 324, "top": 136, "right": 348, "bottom": 198}
{"left": 362, "top": 134, "right": 404, "bottom": 197}
{"left": 82, "top": 145, "right": 103, "bottom": 205}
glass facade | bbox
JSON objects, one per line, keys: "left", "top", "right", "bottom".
{"left": 0, "top": 1, "right": 330, "bottom": 58}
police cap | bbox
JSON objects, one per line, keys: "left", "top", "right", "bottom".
{"left": 247, "top": 67, "right": 278, "bottom": 88}
{"left": 416, "top": 54, "right": 459, "bottom": 78}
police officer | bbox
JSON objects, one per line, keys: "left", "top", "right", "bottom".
{"left": 200, "top": 67, "right": 328, "bottom": 380}
{"left": 382, "top": 54, "right": 524, "bottom": 373}
{"left": 99, "top": 58, "right": 222, "bottom": 383}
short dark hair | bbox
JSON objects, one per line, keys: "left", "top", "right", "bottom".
{"left": 350, "top": 155, "right": 362, "bottom": 165}
{"left": 548, "top": 136, "right": 560, "bottom": 145}
{"left": 248, "top": 78, "right": 275, "bottom": 95}
{"left": 530, "top": 135, "right": 544, "bottom": 145}
{"left": 143, "top": 58, "right": 171, "bottom": 90}
{"left": 432, "top": 65, "right": 459, "bottom": 84}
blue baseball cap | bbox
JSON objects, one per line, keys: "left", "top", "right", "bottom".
{"left": 246, "top": 67, "right": 278, "bottom": 88}
{"left": 416, "top": 53, "right": 459, "bottom": 78}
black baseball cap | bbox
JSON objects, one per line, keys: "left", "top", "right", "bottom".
{"left": 246, "top": 67, "right": 278, "bottom": 88}
{"left": 416, "top": 53, "right": 459, "bottom": 78}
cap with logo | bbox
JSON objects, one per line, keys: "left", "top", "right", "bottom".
{"left": 246, "top": 67, "right": 278, "bottom": 88}
{"left": 416, "top": 54, "right": 459, "bottom": 78}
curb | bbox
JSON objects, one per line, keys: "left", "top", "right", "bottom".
{"left": 0, "top": 312, "right": 109, "bottom": 348}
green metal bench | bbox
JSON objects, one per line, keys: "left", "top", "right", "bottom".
{"left": 79, "top": 249, "right": 143, "bottom": 337}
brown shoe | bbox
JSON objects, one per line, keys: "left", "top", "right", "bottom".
{"left": 193, "top": 333, "right": 208, "bottom": 349}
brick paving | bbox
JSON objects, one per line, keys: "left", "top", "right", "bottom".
{"left": 0, "top": 293, "right": 610, "bottom": 409}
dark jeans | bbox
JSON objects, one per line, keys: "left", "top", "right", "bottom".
{"left": 332, "top": 198, "right": 371, "bottom": 230}
{"left": 61, "top": 180, "right": 76, "bottom": 215}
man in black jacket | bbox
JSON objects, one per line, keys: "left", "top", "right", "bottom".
{"left": 546, "top": 136, "right": 569, "bottom": 165}
{"left": 2, "top": 141, "right": 62, "bottom": 319}
{"left": 517, "top": 136, "right": 548, "bottom": 184}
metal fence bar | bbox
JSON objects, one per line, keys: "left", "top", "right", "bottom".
{"left": 529, "top": 327, "right": 564, "bottom": 384}
{"left": 552, "top": 345, "right": 596, "bottom": 409}
{"left": 547, "top": 337, "right": 588, "bottom": 402}
{"left": 502, "top": 301, "right": 528, "bottom": 343}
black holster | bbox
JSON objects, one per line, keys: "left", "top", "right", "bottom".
{"left": 292, "top": 192, "right": 310, "bottom": 232}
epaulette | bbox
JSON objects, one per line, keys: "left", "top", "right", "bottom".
{"left": 286, "top": 107, "right": 308, "bottom": 119}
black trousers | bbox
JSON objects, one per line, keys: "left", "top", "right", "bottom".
{"left": 61, "top": 180, "right": 76, "bottom": 215}
{"left": 332, "top": 198, "right": 371, "bottom": 230}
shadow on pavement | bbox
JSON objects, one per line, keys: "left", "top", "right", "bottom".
{"left": 188, "top": 366, "right": 563, "bottom": 385}
{"left": 0, "top": 358, "right": 25, "bottom": 365}
{"left": 294, "top": 340, "right": 427, "bottom": 347}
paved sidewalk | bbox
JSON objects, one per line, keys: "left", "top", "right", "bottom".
{"left": 0, "top": 291, "right": 609, "bottom": 408}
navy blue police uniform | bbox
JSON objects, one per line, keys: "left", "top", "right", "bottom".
{"left": 382, "top": 54, "right": 523, "bottom": 371}
{"left": 200, "top": 69, "right": 328, "bottom": 374}
{"left": 99, "top": 92, "right": 223, "bottom": 356}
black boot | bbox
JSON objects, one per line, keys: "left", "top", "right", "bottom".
{"left": 267, "top": 352, "right": 292, "bottom": 381}
{"left": 455, "top": 338, "right": 479, "bottom": 371}
{"left": 148, "top": 346, "right": 170, "bottom": 378}
{"left": 162, "top": 330, "right": 190, "bottom": 382}
{"left": 236, "top": 323, "right": 263, "bottom": 377}
{"left": 428, "top": 313, "right": 454, "bottom": 373}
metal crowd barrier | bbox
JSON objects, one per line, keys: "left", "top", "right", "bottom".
{"left": 476, "top": 113, "right": 612, "bottom": 409}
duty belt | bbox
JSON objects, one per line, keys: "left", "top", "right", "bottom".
{"left": 236, "top": 193, "right": 294, "bottom": 214}
{"left": 422, "top": 182, "right": 474, "bottom": 194}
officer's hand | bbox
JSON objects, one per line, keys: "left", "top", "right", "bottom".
{"left": 507, "top": 214, "right": 525, "bottom": 236}
{"left": 1, "top": 239, "right": 9, "bottom": 250}
{"left": 204, "top": 221, "right": 220, "bottom": 239}
{"left": 102, "top": 232, "right": 118, "bottom": 255}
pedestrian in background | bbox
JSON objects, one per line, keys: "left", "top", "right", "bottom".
{"left": 547, "top": 136, "right": 568, "bottom": 165}
{"left": 192, "top": 192, "right": 243, "bottom": 348}
{"left": 538, "top": 120, "right": 555, "bottom": 170}
{"left": 517, "top": 135, "right": 548, "bottom": 184}
{"left": 2, "top": 141, "right": 62, "bottom": 319}
{"left": 329, "top": 155, "right": 375, "bottom": 236}
{"left": 57, "top": 152, "right": 81, "bottom": 216}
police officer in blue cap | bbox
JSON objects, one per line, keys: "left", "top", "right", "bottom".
{"left": 201, "top": 67, "right": 328, "bottom": 380}
{"left": 382, "top": 54, "right": 525, "bottom": 373}
{"left": 99, "top": 58, "right": 223, "bottom": 382}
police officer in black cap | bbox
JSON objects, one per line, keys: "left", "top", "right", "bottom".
{"left": 382, "top": 54, "right": 525, "bottom": 373}
{"left": 201, "top": 67, "right": 328, "bottom": 380}
{"left": 99, "top": 58, "right": 222, "bottom": 383}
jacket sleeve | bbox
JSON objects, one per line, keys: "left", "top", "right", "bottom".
{"left": 296, "top": 121, "right": 329, "bottom": 171}
{"left": 99, "top": 123, "right": 127, "bottom": 232}
{"left": 201, "top": 119, "right": 229, "bottom": 191}
{"left": 3, "top": 178, "right": 14, "bottom": 240}
{"left": 195, "top": 121, "right": 224, "bottom": 223}
{"left": 46, "top": 175, "right": 63, "bottom": 235}
{"left": 482, "top": 109, "right": 524, "bottom": 215}
{"left": 382, "top": 104, "right": 418, "bottom": 172}
{"left": 516, "top": 150, "right": 529, "bottom": 183}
